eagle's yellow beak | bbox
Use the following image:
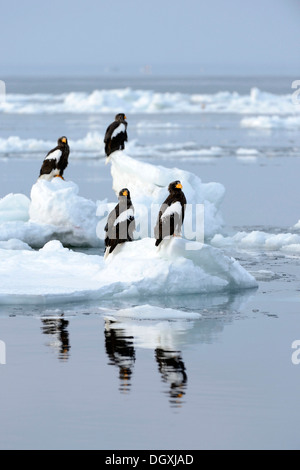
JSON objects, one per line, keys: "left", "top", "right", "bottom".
{"left": 176, "top": 183, "right": 182, "bottom": 189}
{"left": 61, "top": 138, "right": 67, "bottom": 144}
{"left": 122, "top": 190, "right": 128, "bottom": 196}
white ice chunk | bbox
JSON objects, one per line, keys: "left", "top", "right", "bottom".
{"left": 236, "top": 148, "right": 259, "bottom": 155}
{"left": 0, "top": 179, "right": 106, "bottom": 248}
{"left": 0, "top": 193, "right": 30, "bottom": 223}
{"left": 294, "top": 220, "right": 300, "bottom": 230}
{"left": 0, "top": 238, "right": 257, "bottom": 304}
{"left": 0, "top": 239, "right": 32, "bottom": 250}
{"left": 241, "top": 115, "right": 300, "bottom": 130}
{"left": 28, "top": 178, "right": 104, "bottom": 247}
{"left": 211, "top": 231, "right": 300, "bottom": 253}
{"left": 105, "top": 304, "right": 200, "bottom": 321}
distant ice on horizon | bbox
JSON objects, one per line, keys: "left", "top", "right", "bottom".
{"left": 0, "top": 87, "right": 298, "bottom": 115}
{"left": 241, "top": 115, "right": 300, "bottom": 130}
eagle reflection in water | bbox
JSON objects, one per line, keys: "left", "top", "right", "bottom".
{"left": 104, "top": 319, "right": 136, "bottom": 394}
{"left": 155, "top": 348, "right": 187, "bottom": 407}
{"left": 40, "top": 315, "right": 71, "bottom": 361}
{"left": 104, "top": 318, "right": 187, "bottom": 406}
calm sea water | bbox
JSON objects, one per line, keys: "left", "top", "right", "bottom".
{"left": 0, "top": 75, "right": 299, "bottom": 450}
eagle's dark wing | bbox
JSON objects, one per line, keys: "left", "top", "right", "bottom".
{"left": 105, "top": 204, "right": 119, "bottom": 239}
{"left": 104, "top": 122, "right": 119, "bottom": 143}
{"left": 39, "top": 158, "right": 57, "bottom": 177}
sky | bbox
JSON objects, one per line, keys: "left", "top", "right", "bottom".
{"left": 0, "top": 0, "right": 299, "bottom": 76}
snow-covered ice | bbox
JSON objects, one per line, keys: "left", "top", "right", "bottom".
{"left": 294, "top": 220, "right": 300, "bottom": 230}
{"left": 0, "top": 238, "right": 257, "bottom": 305}
{"left": 29, "top": 178, "right": 103, "bottom": 247}
{"left": 0, "top": 239, "right": 32, "bottom": 250}
{"left": 105, "top": 304, "right": 201, "bottom": 321}
{"left": 240, "top": 115, "right": 300, "bottom": 130}
{"left": 211, "top": 231, "right": 300, "bottom": 253}
{"left": 0, "top": 179, "right": 106, "bottom": 247}
{"left": 0, "top": 149, "right": 258, "bottom": 306}
{"left": 0, "top": 193, "right": 30, "bottom": 222}
{"left": 236, "top": 148, "right": 260, "bottom": 156}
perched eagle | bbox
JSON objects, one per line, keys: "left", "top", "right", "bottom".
{"left": 154, "top": 181, "right": 187, "bottom": 247}
{"left": 104, "top": 188, "right": 135, "bottom": 256}
{"left": 104, "top": 113, "right": 128, "bottom": 157}
{"left": 39, "top": 136, "right": 70, "bottom": 180}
